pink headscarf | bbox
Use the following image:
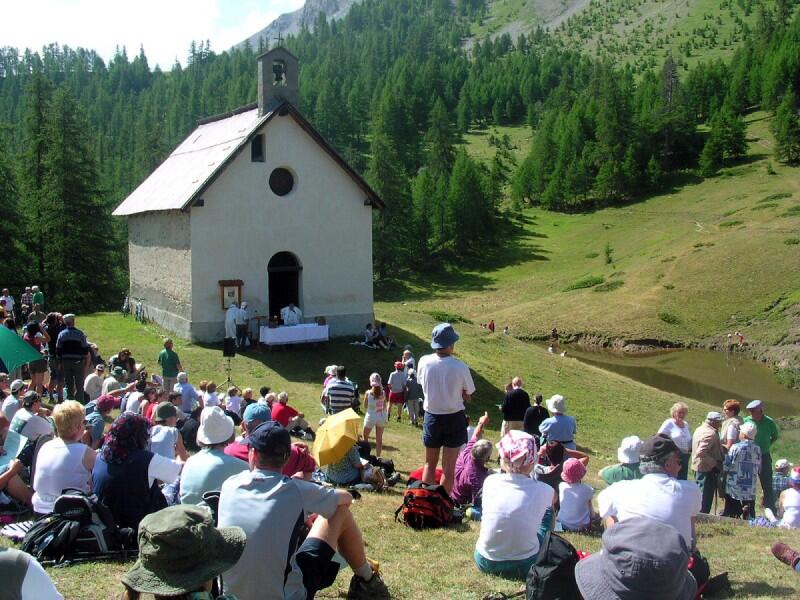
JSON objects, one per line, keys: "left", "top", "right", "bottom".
{"left": 497, "top": 430, "right": 538, "bottom": 468}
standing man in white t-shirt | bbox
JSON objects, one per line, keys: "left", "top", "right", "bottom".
{"left": 416, "top": 323, "right": 475, "bottom": 495}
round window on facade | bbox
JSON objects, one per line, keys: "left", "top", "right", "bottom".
{"left": 269, "top": 168, "right": 295, "bottom": 196}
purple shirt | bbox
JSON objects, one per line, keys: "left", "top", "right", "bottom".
{"left": 452, "top": 438, "right": 489, "bottom": 505}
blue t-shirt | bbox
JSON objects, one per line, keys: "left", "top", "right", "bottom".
{"left": 539, "top": 414, "right": 577, "bottom": 445}
{"left": 179, "top": 448, "right": 248, "bottom": 505}
{"left": 85, "top": 411, "right": 106, "bottom": 445}
{"left": 324, "top": 445, "right": 362, "bottom": 485}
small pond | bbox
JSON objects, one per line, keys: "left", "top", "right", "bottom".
{"left": 557, "top": 346, "right": 799, "bottom": 418}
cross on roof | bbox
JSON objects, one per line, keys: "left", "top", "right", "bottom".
{"left": 275, "top": 33, "right": 284, "bottom": 46}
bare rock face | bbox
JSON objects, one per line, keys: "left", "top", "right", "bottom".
{"left": 240, "top": 0, "right": 362, "bottom": 50}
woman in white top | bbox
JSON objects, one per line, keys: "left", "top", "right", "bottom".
{"left": 32, "top": 401, "right": 96, "bottom": 516}
{"left": 474, "top": 430, "right": 555, "bottom": 578}
{"left": 363, "top": 373, "right": 388, "bottom": 457}
{"left": 773, "top": 467, "right": 800, "bottom": 529}
{"left": 204, "top": 381, "right": 220, "bottom": 407}
{"left": 658, "top": 402, "right": 692, "bottom": 480}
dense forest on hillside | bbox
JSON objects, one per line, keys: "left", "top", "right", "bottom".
{"left": 0, "top": 0, "right": 798, "bottom": 308}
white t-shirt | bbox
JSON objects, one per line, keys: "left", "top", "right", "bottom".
{"left": 12, "top": 408, "right": 54, "bottom": 441}
{"left": 2, "top": 395, "right": 20, "bottom": 420}
{"left": 83, "top": 373, "right": 103, "bottom": 402}
{"left": 102, "top": 376, "right": 123, "bottom": 395}
{"left": 780, "top": 488, "right": 800, "bottom": 529}
{"left": 125, "top": 392, "right": 143, "bottom": 414}
{"left": 32, "top": 439, "right": 92, "bottom": 514}
{"left": 146, "top": 453, "right": 182, "bottom": 486}
{"left": 658, "top": 419, "right": 693, "bottom": 453}
{"left": 558, "top": 481, "right": 594, "bottom": 531}
{"left": 417, "top": 353, "right": 476, "bottom": 415}
{"left": 598, "top": 473, "right": 701, "bottom": 545}
{"left": 149, "top": 425, "right": 179, "bottom": 460}
{"left": 204, "top": 392, "right": 220, "bottom": 407}
{"left": 1, "top": 549, "right": 64, "bottom": 599}
{"left": 476, "top": 473, "right": 554, "bottom": 561}
{"left": 226, "top": 395, "right": 243, "bottom": 415}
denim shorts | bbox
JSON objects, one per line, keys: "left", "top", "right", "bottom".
{"left": 423, "top": 410, "right": 467, "bottom": 449}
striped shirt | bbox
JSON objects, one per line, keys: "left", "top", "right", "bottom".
{"left": 55, "top": 326, "right": 89, "bottom": 360}
{"left": 324, "top": 379, "right": 356, "bottom": 414}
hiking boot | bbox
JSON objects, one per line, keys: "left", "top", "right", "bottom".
{"left": 347, "top": 564, "right": 389, "bottom": 600}
{"left": 771, "top": 542, "right": 800, "bottom": 568}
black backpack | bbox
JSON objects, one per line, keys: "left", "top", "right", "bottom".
{"left": 21, "top": 489, "right": 134, "bottom": 564}
{"left": 525, "top": 531, "right": 581, "bottom": 600}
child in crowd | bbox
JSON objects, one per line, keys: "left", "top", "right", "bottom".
{"left": 204, "top": 381, "right": 219, "bottom": 407}
{"left": 363, "top": 373, "right": 388, "bottom": 457}
{"left": 149, "top": 402, "right": 188, "bottom": 461}
{"left": 558, "top": 458, "right": 594, "bottom": 531}
{"left": 387, "top": 361, "right": 407, "bottom": 422}
{"left": 225, "top": 386, "right": 244, "bottom": 417}
{"left": 258, "top": 386, "right": 271, "bottom": 404}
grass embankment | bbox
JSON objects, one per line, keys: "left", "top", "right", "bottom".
{"left": 3, "top": 313, "right": 799, "bottom": 599}
{"left": 434, "top": 112, "right": 800, "bottom": 352}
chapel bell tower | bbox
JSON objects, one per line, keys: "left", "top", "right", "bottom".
{"left": 257, "top": 47, "right": 299, "bottom": 115}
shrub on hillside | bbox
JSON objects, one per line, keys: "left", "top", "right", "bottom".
{"left": 425, "top": 311, "right": 472, "bottom": 324}
{"left": 785, "top": 238, "right": 800, "bottom": 245}
{"left": 658, "top": 311, "right": 681, "bottom": 325}
{"left": 563, "top": 276, "right": 605, "bottom": 291}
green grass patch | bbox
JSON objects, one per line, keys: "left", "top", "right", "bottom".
{"left": 424, "top": 310, "right": 472, "bottom": 324}
{"left": 585, "top": 252, "right": 599, "bottom": 258}
{"left": 781, "top": 206, "right": 800, "bottom": 217}
{"left": 761, "top": 192, "right": 792, "bottom": 202}
{"left": 719, "top": 220, "right": 744, "bottom": 228}
{"left": 693, "top": 242, "right": 715, "bottom": 248}
{"left": 663, "top": 284, "right": 675, "bottom": 290}
{"left": 751, "top": 203, "right": 778, "bottom": 210}
{"left": 593, "top": 280, "right": 624, "bottom": 292}
{"left": 785, "top": 238, "right": 800, "bottom": 246}
{"left": 721, "top": 208, "right": 742, "bottom": 217}
{"left": 563, "top": 275, "right": 605, "bottom": 292}
{"left": 658, "top": 311, "right": 681, "bottom": 325}
{"left": 661, "top": 256, "right": 676, "bottom": 263}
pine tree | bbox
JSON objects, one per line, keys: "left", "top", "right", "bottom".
{"left": 0, "top": 130, "right": 26, "bottom": 288}
{"left": 772, "top": 88, "right": 800, "bottom": 165}
{"left": 41, "top": 86, "right": 118, "bottom": 309}
{"left": 699, "top": 132, "right": 724, "bottom": 176}
{"left": 410, "top": 169, "right": 435, "bottom": 262}
{"left": 367, "top": 133, "right": 411, "bottom": 278}
{"left": 447, "top": 150, "right": 489, "bottom": 253}
{"left": 425, "top": 97, "right": 457, "bottom": 178}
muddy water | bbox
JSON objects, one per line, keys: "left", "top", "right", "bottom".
{"left": 560, "top": 347, "right": 799, "bottom": 418}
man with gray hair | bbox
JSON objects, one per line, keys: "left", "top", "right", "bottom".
{"left": 598, "top": 434, "right": 701, "bottom": 547}
{"left": 452, "top": 411, "right": 492, "bottom": 509}
{"left": 692, "top": 411, "right": 726, "bottom": 513}
{"left": 55, "top": 313, "right": 90, "bottom": 402}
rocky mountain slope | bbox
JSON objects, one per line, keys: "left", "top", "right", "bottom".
{"left": 239, "top": 0, "right": 362, "bottom": 49}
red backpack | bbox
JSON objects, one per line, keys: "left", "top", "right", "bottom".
{"left": 395, "top": 481, "right": 454, "bottom": 529}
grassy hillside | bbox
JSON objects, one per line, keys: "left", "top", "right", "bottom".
{"left": 473, "top": 0, "right": 787, "bottom": 73}
{"left": 447, "top": 111, "right": 800, "bottom": 357}
{"left": 4, "top": 313, "right": 798, "bottom": 599}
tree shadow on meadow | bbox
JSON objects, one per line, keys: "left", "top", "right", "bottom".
{"left": 375, "top": 218, "right": 551, "bottom": 302}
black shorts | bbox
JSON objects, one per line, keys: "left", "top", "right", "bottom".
{"left": 295, "top": 537, "right": 341, "bottom": 598}
{"left": 423, "top": 410, "right": 467, "bottom": 449}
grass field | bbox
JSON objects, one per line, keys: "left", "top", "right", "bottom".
{"left": 452, "top": 112, "right": 800, "bottom": 353}
{"left": 2, "top": 312, "right": 799, "bottom": 599}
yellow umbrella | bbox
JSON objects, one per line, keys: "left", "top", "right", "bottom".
{"left": 312, "top": 408, "right": 361, "bottom": 467}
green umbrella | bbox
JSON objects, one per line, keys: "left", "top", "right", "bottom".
{"left": 0, "top": 326, "right": 43, "bottom": 373}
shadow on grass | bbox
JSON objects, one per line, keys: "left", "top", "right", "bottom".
{"left": 726, "top": 582, "right": 797, "bottom": 598}
{"left": 201, "top": 325, "right": 506, "bottom": 422}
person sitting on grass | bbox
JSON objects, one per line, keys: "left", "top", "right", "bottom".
{"left": 451, "top": 411, "right": 491, "bottom": 510}
{"left": 149, "top": 402, "right": 189, "bottom": 461}
{"left": 120, "top": 504, "right": 246, "bottom": 600}
{"left": 218, "top": 421, "right": 389, "bottom": 599}
{"left": 558, "top": 458, "right": 595, "bottom": 532}
{"left": 92, "top": 413, "right": 183, "bottom": 531}
{"left": 271, "top": 392, "right": 314, "bottom": 440}
{"left": 599, "top": 435, "right": 644, "bottom": 485}
{"left": 766, "top": 466, "right": 800, "bottom": 528}
{"left": 474, "top": 430, "right": 555, "bottom": 578}
{"left": 324, "top": 442, "right": 365, "bottom": 487}
{"left": 0, "top": 415, "right": 33, "bottom": 509}
{"left": 534, "top": 441, "right": 590, "bottom": 510}
{"left": 0, "top": 547, "right": 63, "bottom": 599}
{"left": 226, "top": 404, "right": 316, "bottom": 480}
{"left": 179, "top": 407, "right": 247, "bottom": 506}
{"left": 84, "top": 393, "right": 116, "bottom": 449}
{"left": 722, "top": 421, "right": 761, "bottom": 519}
{"left": 773, "top": 459, "right": 794, "bottom": 495}
{"left": 32, "top": 401, "right": 95, "bottom": 517}
{"left": 598, "top": 434, "right": 701, "bottom": 548}
{"left": 224, "top": 386, "right": 244, "bottom": 418}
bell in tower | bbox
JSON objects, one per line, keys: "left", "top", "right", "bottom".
{"left": 257, "top": 47, "right": 299, "bottom": 115}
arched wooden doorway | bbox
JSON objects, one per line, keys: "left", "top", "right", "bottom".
{"left": 267, "top": 252, "right": 301, "bottom": 319}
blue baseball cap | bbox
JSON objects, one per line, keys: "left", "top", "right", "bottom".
{"left": 247, "top": 421, "right": 291, "bottom": 456}
{"left": 431, "top": 323, "right": 459, "bottom": 349}
{"left": 242, "top": 403, "right": 270, "bottom": 424}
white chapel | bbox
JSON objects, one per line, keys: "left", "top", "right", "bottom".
{"left": 113, "top": 47, "right": 382, "bottom": 343}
